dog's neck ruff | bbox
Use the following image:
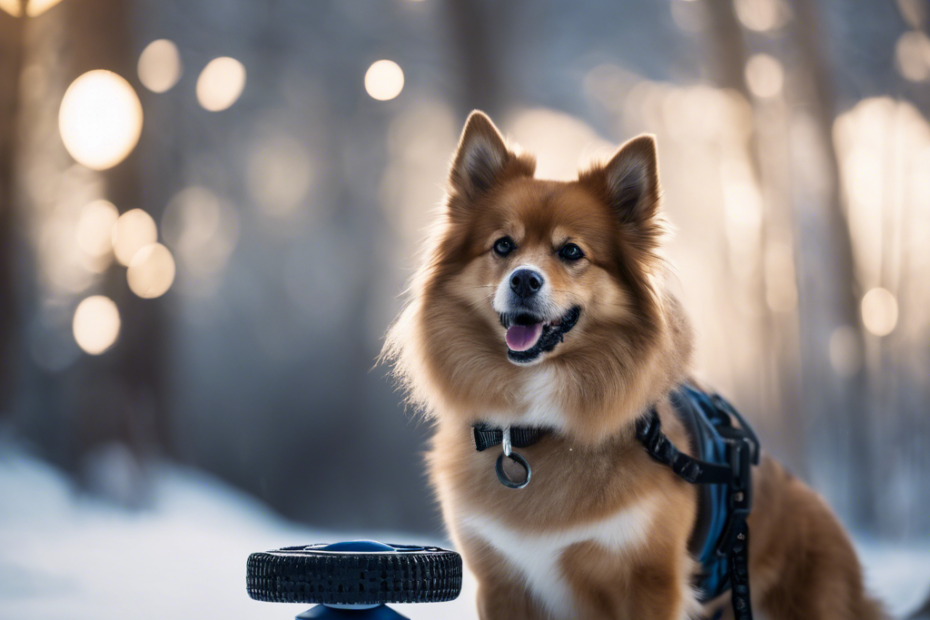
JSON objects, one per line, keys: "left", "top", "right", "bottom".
{"left": 470, "top": 383, "right": 761, "bottom": 620}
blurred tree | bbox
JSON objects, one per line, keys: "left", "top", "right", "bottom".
{"left": 700, "top": 0, "right": 876, "bottom": 530}
{"left": 15, "top": 0, "right": 170, "bottom": 474}
{"left": 444, "top": 0, "right": 529, "bottom": 119}
{"left": 702, "top": 0, "right": 804, "bottom": 468}
{"left": 0, "top": 4, "right": 24, "bottom": 418}
{"left": 445, "top": 0, "right": 501, "bottom": 118}
{"left": 791, "top": 0, "right": 876, "bottom": 529}
{"left": 68, "top": 0, "right": 171, "bottom": 465}
{"left": 703, "top": 0, "right": 753, "bottom": 96}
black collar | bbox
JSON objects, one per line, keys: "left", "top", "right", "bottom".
{"left": 472, "top": 422, "right": 549, "bottom": 452}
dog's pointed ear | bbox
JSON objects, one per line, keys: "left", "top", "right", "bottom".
{"left": 600, "top": 134, "right": 660, "bottom": 226}
{"left": 582, "top": 134, "right": 660, "bottom": 234}
{"left": 449, "top": 111, "right": 532, "bottom": 199}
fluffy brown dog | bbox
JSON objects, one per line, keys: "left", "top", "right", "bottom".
{"left": 384, "top": 111, "right": 885, "bottom": 620}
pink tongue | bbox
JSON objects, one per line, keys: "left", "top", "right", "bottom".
{"left": 506, "top": 323, "right": 543, "bottom": 351}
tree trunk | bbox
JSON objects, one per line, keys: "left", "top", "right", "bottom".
{"left": 701, "top": 0, "right": 803, "bottom": 469}
{"left": 0, "top": 4, "right": 25, "bottom": 417}
{"left": 443, "top": 0, "right": 522, "bottom": 120}
{"left": 791, "top": 0, "right": 875, "bottom": 530}
{"left": 17, "top": 0, "right": 169, "bottom": 469}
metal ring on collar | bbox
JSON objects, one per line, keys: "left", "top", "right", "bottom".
{"left": 496, "top": 451, "right": 531, "bottom": 489}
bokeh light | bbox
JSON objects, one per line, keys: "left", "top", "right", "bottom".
{"left": 861, "top": 287, "right": 899, "bottom": 337}
{"left": 26, "top": 0, "right": 64, "bottom": 16}
{"left": 834, "top": 98, "right": 930, "bottom": 291}
{"left": 127, "top": 243, "right": 176, "bottom": 299}
{"left": 721, "top": 157, "right": 764, "bottom": 266}
{"left": 745, "top": 54, "right": 784, "bottom": 98}
{"left": 138, "top": 39, "right": 183, "bottom": 93}
{"left": 895, "top": 31, "right": 930, "bottom": 82}
{"left": 247, "top": 136, "right": 313, "bottom": 216}
{"left": 59, "top": 70, "right": 143, "bottom": 170}
{"left": 196, "top": 57, "right": 246, "bottom": 112}
{"left": 382, "top": 100, "right": 457, "bottom": 248}
{"left": 508, "top": 108, "right": 613, "bottom": 181}
{"left": 76, "top": 199, "right": 119, "bottom": 258}
{"left": 72, "top": 295, "right": 121, "bottom": 355}
{"left": 734, "top": 0, "right": 788, "bottom": 32}
{"left": 41, "top": 217, "right": 95, "bottom": 293}
{"left": 0, "top": 0, "right": 22, "bottom": 16}
{"left": 112, "top": 208, "right": 158, "bottom": 266}
{"left": 364, "top": 60, "right": 404, "bottom": 101}
{"left": 162, "top": 187, "right": 240, "bottom": 279}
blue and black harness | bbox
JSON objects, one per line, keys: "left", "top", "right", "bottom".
{"left": 637, "top": 384, "right": 760, "bottom": 620}
{"left": 472, "top": 383, "right": 761, "bottom": 620}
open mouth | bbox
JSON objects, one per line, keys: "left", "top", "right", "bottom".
{"left": 499, "top": 306, "right": 581, "bottom": 364}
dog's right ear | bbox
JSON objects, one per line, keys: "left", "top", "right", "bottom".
{"left": 449, "top": 111, "right": 532, "bottom": 200}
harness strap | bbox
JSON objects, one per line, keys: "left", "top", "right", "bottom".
{"left": 636, "top": 405, "right": 756, "bottom": 620}
{"left": 729, "top": 520, "right": 753, "bottom": 620}
{"left": 635, "top": 409, "right": 735, "bottom": 485}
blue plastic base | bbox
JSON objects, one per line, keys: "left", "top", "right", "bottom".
{"left": 296, "top": 604, "right": 410, "bottom": 620}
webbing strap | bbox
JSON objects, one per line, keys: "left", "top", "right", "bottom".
{"left": 729, "top": 520, "right": 753, "bottom": 620}
{"left": 635, "top": 409, "right": 735, "bottom": 485}
{"left": 635, "top": 405, "right": 755, "bottom": 620}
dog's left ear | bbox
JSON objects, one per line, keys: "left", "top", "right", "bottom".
{"left": 449, "top": 111, "right": 534, "bottom": 201}
{"left": 582, "top": 134, "right": 660, "bottom": 232}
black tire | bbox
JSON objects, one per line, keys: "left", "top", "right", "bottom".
{"left": 246, "top": 544, "right": 462, "bottom": 605}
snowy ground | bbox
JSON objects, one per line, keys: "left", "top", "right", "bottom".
{"left": 1, "top": 442, "right": 927, "bottom": 620}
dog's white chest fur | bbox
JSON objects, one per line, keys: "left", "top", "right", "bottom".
{"left": 484, "top": 368, "right": 568, "bottom": 431}
{"left": 461, "top": 500, "right": 657, "bottom": 618}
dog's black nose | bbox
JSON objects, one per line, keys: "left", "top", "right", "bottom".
{"left": 510, "top": 268, "right": 544, "bottom": 298}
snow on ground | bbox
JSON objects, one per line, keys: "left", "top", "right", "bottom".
{"left": 0, "top": 442, "right": 927, "bottom": 620}
{"left": 0, "top": 443, "right": 477, "bottom": 620}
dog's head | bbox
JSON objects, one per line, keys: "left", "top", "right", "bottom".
{"left": 386, "top": 111, "right": 688, "bottom": 432}
{"left": 442, "top": 112, "right": 664, "bottom": 365}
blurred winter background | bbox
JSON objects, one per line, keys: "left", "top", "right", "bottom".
{"left": 1, "top": 0, "right": 929, "bottom": 618}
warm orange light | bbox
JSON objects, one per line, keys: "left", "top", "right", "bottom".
{"left": 73, "top": 295, "right": 121, "bottom": 355}
{"left": 0, "top": 0, "right": 22, "bottom": 17}
{"left": 138, "top": 39, "right": 182, "bottom": 93}
{"left": 508, "top": 108, "right": 613, "bottom": 181}
{"left": 161, "top": 187, "right": 240, "bottom": 278}
{"left": 734, "top": 0, "right": 786, "bottom": 32}
{"left": 196, "top": 57, "right": 246, "bottom": 112}
{"left": 76, "top": 199, "right": 119, "bottom": 257}
{"left": 247, "top": 136, "right": 313, "bottom": 216}
{"left": 112, "top": 208, "right": 157, "bottom": 266}
{"left": 861, "top": 287, "right": 898, "bottom": 337}
{"left": 365, "top": 60, "right": 404, "bottom": 101}
{"left": 26, "top": 0, "right": 63, "bottom": 16}
{"left": 895, "top": 31, "right": 930, "bottom": 82}
{"left": 59, "top": 70, "right": 143, "bottom": 170}
{"left": 745, "top": 54, "right": 784, "bottom": 98}
{"left": 127, "top": 243, "right": 176, "bottom": 299}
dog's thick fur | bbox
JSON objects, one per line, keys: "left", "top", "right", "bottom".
{"left": 384, "top": 111, "right": 885, "bottom": 620}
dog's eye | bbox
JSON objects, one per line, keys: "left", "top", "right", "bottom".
{"left": 493, "top": 237, "right": 515, "bottom": 257}
{"left": 559, "top": 243, "right": 584, "bottom": 261}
